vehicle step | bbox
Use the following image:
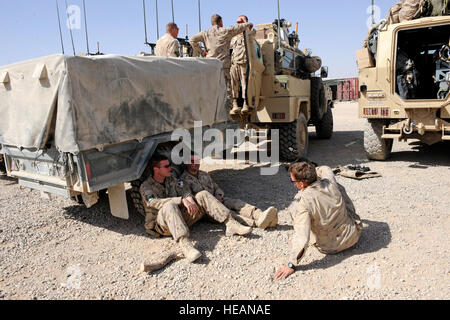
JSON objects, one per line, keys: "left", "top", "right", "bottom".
{"left": 382, "top": 134, "right": 402, "bottom": 139}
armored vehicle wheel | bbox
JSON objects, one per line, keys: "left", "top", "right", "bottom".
{"left": 130, "top": 165, "right": 153, "bottom": 217}
{"left": 277, "top": 113, "right": 309, "bottom": 161}
{"left": 315, "top": 103, "right": 334, "bottom": 139}
{"left": 310, "top": 77, "right": 326, "bottom": 122}
{"left": 0, "top": 154, "right": 5, "bottom": 173}
{"left": 364, "top": 119, "right": 393, "bottom": 160}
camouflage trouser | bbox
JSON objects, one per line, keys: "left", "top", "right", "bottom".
{"left": 230, "top": 63, "right": 248, "bottom": 101}
{"left": 223, "top": 197, "right": 260, "bottom": 227}
{"left": 155, "top": 191, "right": 232, "bottom": 242}
{"left": 223, "top": 67, "right": 232, "bottom": 109}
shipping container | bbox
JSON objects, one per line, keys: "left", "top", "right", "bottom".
{"left": 324, "top": 77, "right": 359, "bottom": 102}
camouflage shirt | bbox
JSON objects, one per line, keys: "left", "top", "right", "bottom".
{"left": 156, "top": 33, "right": 180, "bottom": 57}
{"left": 231, "top": 33, "right": 247, "bottom": 65}
{"left": 139, "top": 176, "right": 191, "bottom": 230}
{"left": 181, "top": 170, "right": 225, "bottom": 198}
{"left": 189, "top": 23, "right": 252, "bottom": 69}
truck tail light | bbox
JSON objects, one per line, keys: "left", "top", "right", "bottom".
{"left": 381, "top": 108, "right": 390, "bottom": 117}
{"left": 272, "top": 113, "right": 286, "bottom": 120}
{"left": 363, "top": 108, "right": 379, "bottom": 116}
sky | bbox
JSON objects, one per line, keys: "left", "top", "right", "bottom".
{"left": 0, "top": 0, "right": 396, "bottom": 79}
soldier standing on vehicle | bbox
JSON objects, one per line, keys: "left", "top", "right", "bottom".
{"left": 156, "top": 22, "right": 181, "bottom": 57}
{"left": 181, "top": 153, "right": 278, "bottom": 230}
{"left": 275, "top": 162, "right": 363, "bottom": 279}
{"left": 230, "top": 15, "right": 251, "bottom": 116}
{"left": 189, "top": 14, "right": 253, "bottom": 115}
{"left": 140, "top": 155, "right": 252, "bottom": 263}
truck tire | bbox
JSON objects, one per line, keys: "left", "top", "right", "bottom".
{"left": 277, "top": 113, "right": 309, "bottom": 161}
{"left": 130, "top": 165, "right": 153, "bottom": 217}
{"left": 310, "top": 77, "right": 326, "bottom": 122}
{"left": 315, "top": 104, "right": 334, "bottom": 139}
{"left": 364, "top": 119, "right": 393, "bottom": 160}
{"left": 0, "top": 154, "right": 5, "bottom": 173}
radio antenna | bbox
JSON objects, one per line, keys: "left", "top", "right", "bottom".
{"left": 64, "top": 0, "right": 76, "bottom": 55}
{"left": 83, "top": 0, "right": 91, "bottom": 55}
{"left": 277, "top": 0, "right": 282, "bottom": 52}
{"left": 171, "top": 0, "right": 175, "bottom": 23}
{"left": 155, "top": 0, "right": 160, "bottom": 39}
{"left": 198, "top": 0, "right": 201, "bottom": 31}
{"left": 143, "top": 0, "right": 149, "bottom": 43}
{"left": 55, "top": 0, "right": 65, "bottom": 54}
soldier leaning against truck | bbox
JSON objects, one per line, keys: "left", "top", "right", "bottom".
{"left": 181, "top": 153, "right": 278, "bottom": 230}
{"left": 189, "top": 14, "right": 253, "bottom": 113}
{"left": 139, "top": 154, "right": 253, "bottom": 263}
{"left": 230, "top": 15, "right": 251, "bottom": 116}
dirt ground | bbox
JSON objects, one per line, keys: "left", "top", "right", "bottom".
{"left": 0, "top": 102, "right": 449, "bottom": 300}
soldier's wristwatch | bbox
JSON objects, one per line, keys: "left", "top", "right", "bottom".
{"left": 288, "top": 263, "right": 295, "bottom": 270}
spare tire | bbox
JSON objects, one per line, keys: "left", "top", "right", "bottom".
{"left": 310, "top": 77, "right": 326, "bottom": 122}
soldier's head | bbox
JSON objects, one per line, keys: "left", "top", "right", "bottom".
{"left": 236, "top": 15, "right": 248, "bottom": 24}
{"left": 288, "top": 162, "right": 317, "bottom": 190}
{"left": 211, "top": 14, "right": 223, "bottom": 28}
{"left": 186, "top": 152, "right": 201, "bottom": 176}
{"left": 166, "top": 22, "right": 179, "bottom": 38}
{"left": 151, "top": 154, "right": 172, "bottom": 178}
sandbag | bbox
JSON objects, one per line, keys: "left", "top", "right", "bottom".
{"left": 399, "top": 0, "right": 422, "bottom": 21}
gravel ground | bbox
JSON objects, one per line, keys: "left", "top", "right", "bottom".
{"left": 0, "top": 102, "right": 449, "bottom": 300}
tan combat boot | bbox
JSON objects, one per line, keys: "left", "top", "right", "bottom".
{"left": 225, "top": 216, "right": 252, "bottom": 237}
{"left": 229, "top": 99, "right": 241, "bottom": 116}
{"left": 178, "top": 237, "right": 202, "bottom": 263}
{"left": 241, "top": 103, "right": 252, "bottom": 115}
{"left": 254, "top": 207, "right": 278, "bottom": 230}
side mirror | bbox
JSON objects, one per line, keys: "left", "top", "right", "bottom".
{"left": 321, "top": 66, "right": 329, "bottom": 79}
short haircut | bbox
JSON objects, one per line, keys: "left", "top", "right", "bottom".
{"left": 150, "top": 154, "right": 169, "bottom": 174}
{"left": 166, "top": 22, "right": 178, "bottom": 33}
{"left": 288, "top": 162, "right": 317, "bottom": 185}
{"left": 211, "top": 14, "right": 222, "bottom": 26}
{"left": 238, "top": 15, "right": 248, "bottom": 22}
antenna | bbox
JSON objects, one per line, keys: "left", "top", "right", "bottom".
{"left": 143, "top": 0, "right": 149, "bottom": 43}
{"left": 83, "top": 0, "right": 90, "bottom": 55}
{"left": 155, "top": 0, "right": 160, "bottom": 39}
{"left": 55, "top": 0, "right": 65, "bottom": 54}
{"left": 171, "top": 0, "right": 175, "bottom": 23}
{"left": 198, "top": 0, "right": 201, "bottom": 32}
{"left": 371, "top": 0, "right": 375, "bottom": 26}
{"left": 277, "top": 0, "right": 282, "bottom": 52}
{"left": 64, "top": 0, "right": 76, "bottom": 55}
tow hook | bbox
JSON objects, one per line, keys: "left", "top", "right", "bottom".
{"left": 403, "top": 120, "right": 416, "bottom": 135}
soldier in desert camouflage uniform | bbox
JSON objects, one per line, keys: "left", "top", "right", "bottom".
{"left": 156, "top": 22, "right": 181, "bottom": 57}
{"left": 140, "top": 154, "right": 252, "bottom": 263}
{"left": 275, "top": 162, "right": 363, "bottom": 279}
{"left": 230, "top": 15, "right": 251, "bottom": 116}
{"left": 181, "top": 154, "right": 278, "bottom": 230}
{"left": 189, "top": 14, "right": 253, "bottom": 116}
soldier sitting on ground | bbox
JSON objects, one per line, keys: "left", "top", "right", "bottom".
{"left": 275, "top": 162, "right": 363, "bottom": 279}
{"left": 181, "top": 153, "right": 278, "bottom": 230}
{"left": 139, "top": 154, "right": 252, "bottom": 263}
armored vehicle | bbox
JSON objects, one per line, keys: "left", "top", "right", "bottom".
{"left": 358, "top": 15, "right": 450, "bottom": 160}
{"left": 241, "top": 20, "right": 334, "bottom": 161}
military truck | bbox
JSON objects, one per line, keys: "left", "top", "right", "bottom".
{"left": 241, "top": 20, "right": 334, "bottom": 161}
{"left": 0, "top": 54, "right": 230, "bottom": 219}
{"left": 358, "top": 15, "right": 450, "bottom": 160}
